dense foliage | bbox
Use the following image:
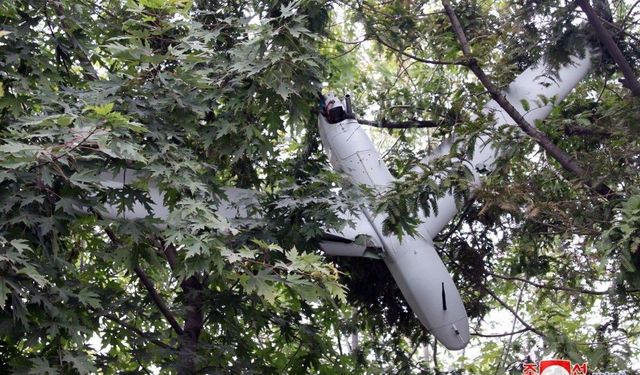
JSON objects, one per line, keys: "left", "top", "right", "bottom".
{"left": 0, "top": 0, "right": 639, "bottom": 373}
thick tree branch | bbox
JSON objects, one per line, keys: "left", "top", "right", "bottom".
{"left": 564, "top": 123, "right": 612, "bottom": 137}
{"left": 577, "top": 0, "right": 640, "bottom": 96}
{"left": 177, "top": 275, "right": 205, "bottom": 374}
{"left": 99, "top": 223, "right": 184, "bottom": 336}
{"left": 133, "top": 266, "right": 184, "bottom": 336}
{"left": 357, "top": 118, "right": 445, "bottom": 129}
{"left": 161, "top": 242, "right": 179, "bottom": 271}
{"left": 441, "top": 0, "right": 619, "bottom": 201}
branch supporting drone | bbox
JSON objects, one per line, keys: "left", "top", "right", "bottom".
{"left": 482, "top": 286, "right": 546, "bottom": 338}
{"left": 577, "top": 0, "right": 640, "bottom": 96}
{"left": 357, "top": 118, "right": 444, "bottom": 129}
{"left": 441, "top": 0, "right": 619, "bottom": 201}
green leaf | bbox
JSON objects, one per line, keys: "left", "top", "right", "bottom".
{"left": 28, "top": 357, "right": 56, "bottom": 375}
{"left": 17, "top": 264, "right": 49, "bottom": 286}
{"left": 85, "top": 102, "right": 114, "bottom": 116}
{"left": 96, "top": 138, "right": 147, "bottom": 162}
{"left": 10, "top": 239, "right": 31, "bottom": 254}
{"left": 280, "top": 1, "right": 298, "bottom": 18}
{"left": 77, "top": 289, "right": 102, "bottom": 308}
{"left": 0, "top": 141, "right": 43, "bottom": 154}
{"left": 70, "top": 170, "right": 102, "bottom": 190}
{"left": 325, "top": 281, "right": 347, "bottom": 303}
{"left": 63, "top": 353, "right": 98, "bottom": 375}
{"left": 276, "top": 82, "right": 292, "bottom": 100}
{"left": 244, "top": 269, "right": 279, "bottom": 303}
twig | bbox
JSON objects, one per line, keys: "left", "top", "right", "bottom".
{"left": 495, "top": 283, "right": 525, "bottom": 375}
{"left": 47, "top": 0, "right": 99, "bottom": 80}
{"left": 373, "top": 32, "right": 466, "bottom": 66}
{"left": 471, "top": 327, "right": 531, "bottom": 337}
{"left": 432, "top": 340, "right": 440, "bottom": 374}
{"left": 282, "top": 342, "right": 303, "bottom": 373}
{"left": 482, "top": 286, "right": 546, "bottom": 338}
{"left": 563, "top": 123, "right": 612, "bottom": 137}
{"left": 75, "top": 0, "right": 118, "bottom": 19}
{"left": 324, "top": 33, "right": 369, "bottom": 45}
{"left": 598, "top": 17, "right": 640, "bottom": 44}
{"left": 30, "top": 126, "right": 101, "bottom": 175}
{"left": 328, "top": 41, "right": 363, "bottom": 59}
{"left": 489, "top": 272, "right": 640, "bottom": 295}
{"left": 618, "top": 0, "right": 640, "bottom": 34}
{"left": 43, "top": 6, "right": 72, "bottom": 79}
{"left": 102, "top": 313, "right": 176, "bottom": 350}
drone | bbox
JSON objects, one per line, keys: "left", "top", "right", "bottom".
{"left": 99, "top": 51, "right": 593, "bottom": 350}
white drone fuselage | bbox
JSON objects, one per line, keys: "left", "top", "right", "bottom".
{"left": 317, "top": 114, "right": 470, "bottom": 349}
{"left": 98, "top": 53, "right": 593, "bottom": 351}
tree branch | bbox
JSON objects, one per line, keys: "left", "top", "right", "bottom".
{"left": 495, "top": 283, "right": 526, "bottom": 375}
{"left": 99, "top": 224, "right": 184, "bottom": 336}
{"left": 132, "top": 236, "right": 205, "bottom": 374}
{"left": 48, "top": 0, "right": 99, "bottom": 81}
{"left": 489, "top": 272, "right": 640, "bottom": 295}
{"left": 481, "top": 286, "right": 546, "bottom": 338}
{"left": 599, "top": 17, "right": 640, "bottom": 45}
{"left": 177, "top": 275, "right": 204, "bottom": 374}
{"left": 357, "top": 118, "right": 445, "bottom": 129}
{"left": 155, "top": 242, "right": 205, "bottom": 374}
{"left": 133, "top": 265, "right": 184, "bottom": 336}
{"left": 471, "top": 327, "right": 532, "bottom": 338}
{"left": 440, "top": 0, "right": 619, "bottom": 201}
{"left": 368, "top": 26, "right": 466, "bottom": 66}
{"left": 161, "top": 241, "right": 178, "bottom": 271}
{"left": 564, "top": 123, "right": 612, "bottom": 137}
{"left": 102, "top": 313, "right": 177, "bottom": 350}
{"left": 577, "top": 0, "right": 640, "bottom": 96}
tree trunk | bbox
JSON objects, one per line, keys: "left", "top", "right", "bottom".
{"left": 178, "top": 276, "right": 204, "bottom": 375}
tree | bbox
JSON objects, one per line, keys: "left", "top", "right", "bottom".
{"left": 0, "top": 0, "right": 639, "bottom": 374}
{"left": 0, "top": 1, "right": 351, "bottom": 373}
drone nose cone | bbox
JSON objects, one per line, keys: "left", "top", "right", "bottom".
{"left": 431, "top": 316, "right": 470, "bottom": 350}
{"left": 382, "top": 236, "right": 470, "bottom": 350}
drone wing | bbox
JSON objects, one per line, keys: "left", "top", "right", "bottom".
{"left": 99, "top": 170, "right": 383, "bottom": 257}
{"left": 319, "top": 211, "right": 384, "bottom": 258}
